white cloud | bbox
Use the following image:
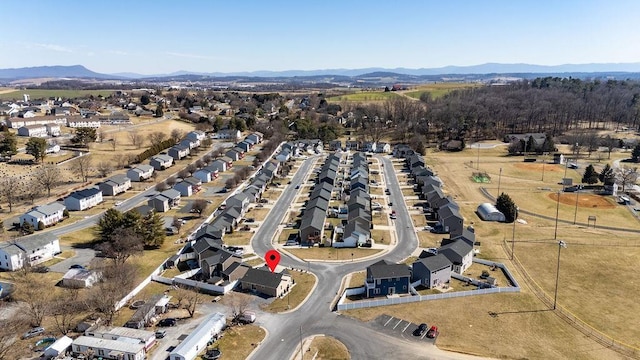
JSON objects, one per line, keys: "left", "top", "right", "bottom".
{"left": 166, "top": 52, "right": 216, "bottom": 60}
{"left": 33, "top": 43, "right": 73, "bottom": 53}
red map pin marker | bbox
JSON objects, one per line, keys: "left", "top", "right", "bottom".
{"left": 265, "top": 249, "right": 281, "bottom": 273}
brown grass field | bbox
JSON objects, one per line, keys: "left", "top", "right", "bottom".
{"left": 305, "top": 335, "right": 350, "bottom": 359}
{"left": 216, "top": 325, "right": 266, "bottom": 360}
{"left": 285, "top": 247, "right": 382, "bottom": 261}
{"left": 346, "top": 143, "right": 640, "bottom": 360}
{"left": 262, "top": 271, "right": 316, "bottom": 313}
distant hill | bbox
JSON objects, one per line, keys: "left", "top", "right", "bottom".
{"left": 2, "top": 62, "right": 640, "bottom": 81}
{"left": 0, "top": 65, "right": 119, "bottom": 80}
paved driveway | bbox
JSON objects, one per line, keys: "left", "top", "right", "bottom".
{"left": 371, "top": 314, "right": 437, "bottom": 343}
{"left": 48, "top": 247, "right": 97, "bottom": 273}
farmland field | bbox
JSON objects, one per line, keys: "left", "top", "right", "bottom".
{"left": 0, "top": 89, "right": 117, "bottom": 100}
{"left": 327, "top": 91, "right": 400, "bottom": 102}
{"left": 403, "top": 82, "right": 480, "bottom": 99}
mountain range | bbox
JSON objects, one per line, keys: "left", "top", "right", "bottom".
{"left": 2, "top": 63, "right": 640, "bottom": 80}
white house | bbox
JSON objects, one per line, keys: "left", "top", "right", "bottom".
{"left": 377, "top": 142, "right": 391, "bottom": 153}
{"left": 150, "top": 154, "right": 174, "bottom": 170}
{"left": 169, "top": 313, "right": 226, "bottom": 360}
{"left": 85, "top": 326, "right": 156, "bottom": 352}
{"left": 20, "top": 202, "right": 66, "bottom": 228}
{"left": 168, "top": 144, "right": 190, "bottom": 160}
{"left": 127, "top": 164, "right": 155, "bottom": 182}
{"left": 45, "top": 123, "right": 61, "bottom": 136}
{"left": 0, "top": 233, "right": 61, "bottom": 271}
{"left": 17, "top": 124, "right": 48, "bottom": 137}
{"left": 185, "top": 130, "right": 206, "bottom": 142}
{"left": 180, "top": 138, "right": 200, "bottom": 150}
{"left": 98, "top": 175, "right": 132, "bottom": 196}
{"left": 64, "top": 187, "right": 103, "bottom": 211}
{"left": 148, "top": 189, "right": 181, "bottom": 212}
{"left": 193, "top": 166, "right": 218, "bottom": 183}
{"left": 215, "top": 129, "right": 241, "bottom": 140}
{"left": 68, "top": 119, "right": 101, "bottom": 128}
{"left": 71, "top": 336, "right": 145, "bottom": 360}
{"left": 62, "top": 268, "right": 101, "bottom": 288}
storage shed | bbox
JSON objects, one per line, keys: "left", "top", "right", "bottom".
{"left": 44, "top": 335, "right": 73, "bottom": 359}
{"left": 476, "top": 203, "right": 506, "bottom": 222}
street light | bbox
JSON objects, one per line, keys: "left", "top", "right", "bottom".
{"left": 497, "top": 167, "right": 503, "bottom": 197}
{"left": 553, "top": 240, "right": 568, "bottom": 310}
{"left": 541, "top": 154, "right": 546, "bottom": 181}
{"left": 573, "top": 189, "right": 580, "bottom": 225}
{"left": 511, "top": 217, "right": 516, "bottom": 260}
{"left": 554, "top": 190, "right": 561, "bottom": 240}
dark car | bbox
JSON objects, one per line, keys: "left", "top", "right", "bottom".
{"left": 244, "top": 218, "right": 255, "bottom": 223}
{"left": 158, "top": 318, "right": 177, "bottom": 327}
{"left": 426, "top": 325, "right": 438, "bottom": 338}
{"left": 69, "top": 264, "right": 85, "bottom": 270}
{"left": 413, "top": 323, "right": 428, "bottom": 337}
{"left": 385, "top": 189, "right": 390, "bottom": 195}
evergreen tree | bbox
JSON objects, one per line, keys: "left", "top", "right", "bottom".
{"left": 495, "top": 193, "right": 518, "bottom": 223}
{"left": 599, "top": 164, "right": 615, "bottom": 184}
{"left": 542, "top": 135, "right": 556, "bottom": 152}
{"left": 0, "top": 131, "right": 18, "bottom": 157}
{"left": 71, "top": 127, "right": 97, "bottom": 146}
{"left": 155, "top": 105, "right": 163, "bottom": 118}
{"left": 25, "top": 137, "right": 47, "bottom": 163}
{"left": 142, "top": 212, "right": 165, "bottom": 248}
{"left": 96, "top": 208, "right": 123, "bottom": 242}
{"left": 582, "top": 164, "right": 599, "bottom": 184}
{"left": 632, "top": 144, "right": 640, "bottom": 163}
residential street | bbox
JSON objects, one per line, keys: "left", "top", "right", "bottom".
{"left": 247, "top": 155, "right": 484, "bottom": 360}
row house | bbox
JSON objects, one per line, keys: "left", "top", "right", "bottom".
{"left": 64, "top": 187, "right": 103, "bottom": 211}
{"left": 98, "top": 174, "right": 132, "bottom": 196}
{"left": 127, "top": 164, "right": 155, "bottom": 182}
{"left": 20, "top": 202, "right": 66, "bottom": 228}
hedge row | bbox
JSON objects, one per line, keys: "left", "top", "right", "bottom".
{"left": 135, "top": 138, "right": 177, "bottom": 163}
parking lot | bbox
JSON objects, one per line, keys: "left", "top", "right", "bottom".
{"left": 371, "top": 314, "right": 437, "bottom": 343}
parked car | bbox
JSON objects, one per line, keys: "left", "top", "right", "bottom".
{"left": 424, "top": 225, "right": 434, "bottom": 231}
{"left": 22, "top": 327, "right": 45, "bottom": 339}
{"left": 295, "top": 184, "right": 300, "bottom": 189}
{"left": 390, "top": 210, "right": 397, "bottom": 220}
{"left": 413, "top": 323, "right": 428, "bottom": 337}
{"left": 69, "top": 264, "right": 85, "bottom": 270}
{"left": 155, "top": 329, "right": 167, "bottom": 339}
{"left": 285, "top": 240, "right": 299, "bottom": 246}
{"left": 244, "top": 218, "right": 255, "bottom": 223}
{"left": 114, "top": 201, "right": 123, "bottom": 206}
{"left": 385, "top": 189, "right": 390, "bottom": 195}
{"left": 158, "top": 318, "right": 177, "bottom": 327}
{"left": 426, "top": 325, "right": 439, "bottom": 338}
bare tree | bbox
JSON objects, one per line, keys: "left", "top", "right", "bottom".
{"left": 11, "top": 269, "right": 53, "bottom": 326}
{"left": 148, "top": 131, "right": 167, "bottom": 146}
{"left": 195, "top": 159, "right": 205, "bottom": 168}
{"left": 190, "top": 199, "right": 208, "bottom": 217}
{"left": 113, "top": 154, "right": 129, "bottom": 169}
{"left": 87, "top": 261, "right": 136, "bottom": 325}
{"left": 51, "top": 288, "right": 83, "bottom": 335}
{"left": 23, "top": 177, "right": 42, "bottom": 205}
{"left": 155, "top": 182, "right": 169, "bottom": 191}
{"left": 166, "top": 176, "right": 178, "bottom": 187}
{"left": 174, "top": 285, "right": 202, "bottom": 318}
{"left": 96, "top": 227, "right": 144, "bottom": 266}
{"left": 178, "top": 169, "right": 191, "bottom": 179}
{"left": 97, "top": 128, "right": 106, "bottom": 143}
{"left": 96, "top": 161, "right": 114, "bottom": 178}
{"left": 171, "top": 216, "right": 183, "bottom": 234}
{"left": 111, "top": 136, "right": 117, "bottom": 151}
{"left": 170, "top": 129, "right": 184, "bottom": 143}
{"left": 0, "top": 177, "right": 22, "bottom": 212}
{"left": 0, "top": 315, "right": 21, "bottom": 360}
{"left": 128, "top": 132, "right": 145, "bottom": 149}
{"left": 34, "top": 164, "right": 61, "bottom": 197}
{"left": 71, "top": 154, "right": 93, "bottom": 182}
{"left": 616, "top": 166, "right": 638, "bottom": 192}
{"left": 226, "top": 292, "right": 252, "bottom": 320}
{"left": 187, "top": 163, "right": 198, "bottom": 174}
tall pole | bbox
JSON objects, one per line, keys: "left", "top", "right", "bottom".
{"left": 541, "top": 155, "right": 546, "bottom": 181}
{"left": 573, "top": 190, "right": 579, "bottom": 225}
{"left": 553, "top": 240, "right": 567, "bottom": 310}
{"left": 299, "top": 325, "right": 303, "bottom": 360}
{"left": 511, "top": 217, "right": 516, "bottom": 260}
{"left": 476, "top": 142, "right": 480, "bottom": 170}
{"left": 497, "top": 167, "right": 502, "bottom": 197}
{"left": 554, "top": 191, "right": 561, "bottom": 240}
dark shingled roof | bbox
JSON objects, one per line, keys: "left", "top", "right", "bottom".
{"left": 241, "top": 268, "right": 283, "bottom": 289}
{"left": 414, "top": 253, "right": 452, "bottom": 272}
{"left": 367, "top": 260, "right": 411, "bottom": 279}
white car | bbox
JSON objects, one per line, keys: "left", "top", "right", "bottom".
{"left": 115, "top": 201, "right": 123, "bottom": 206}
{"left": 424, "top": 225, "right": 434, "bottom": 231}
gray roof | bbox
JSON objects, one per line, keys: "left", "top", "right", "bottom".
{"left": 300, "top": 207, "right": 325, "bottom": 231}
{"left": 306, "top": 197, "right": 329, "bottom": 212}
{"left": 160, "top": 188, "right": 181, "bottom": 199}
{"left": 310, "top": 188, "right": 331, "bottom": 202}
{"left": 132, "top": 164, "right": 154, "bottom": 172}
{"left": 438, "top": 203, "right": 462, "bottom": 220}
{"left": 151, "top": 154, "right": 173, "bottom": 163}
{"left": 32, "top": 202, "right": 66, "bottom": 216}
{"left": 0, "top": 243, "right": 23, "bottom": 256}
{"left": 367, "top": 260, "right": 411, "bottom": 279}
{"left": 241, "top": 267, "right": 283, "bottom": 289}
{"left": 170, "top": 313, "right": 226, "bottom": 358}
{"left": 344, "top": 218, "right": 370, "bottom": 237}
{"left": 439, "top": 240, "right": 473, "bottom": 263}
{"left": 68, "top": 187, "right": 102, "bottom": 200}
{"left": 73, "top": 336, "right": 144, "bottom": 355}
{"left": 414, "top": 253, "right": 452, "bottom": 272}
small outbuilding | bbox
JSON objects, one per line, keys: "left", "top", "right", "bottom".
{"left": 476, "top": 203, "right": 506, "bottom": 222}
{"left": 44, "top": 335, "right": 73, "bottom": 359}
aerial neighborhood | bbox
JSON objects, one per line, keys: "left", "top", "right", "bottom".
{"left": 0, "top": 72, "right": 638, "bottom": 360}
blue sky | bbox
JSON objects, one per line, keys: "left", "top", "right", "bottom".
{"left": 1, "top": 0, "right": 639, "bottom": 74}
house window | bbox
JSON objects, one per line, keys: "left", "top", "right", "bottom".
{"left": 376, "top": 279, "right": 380, "bottom": 285}
{"left": 98, "top": 350, "right": 104, "bottom": 356}
{"left": 374, "top": 288, "right": 380, "bottom": 295}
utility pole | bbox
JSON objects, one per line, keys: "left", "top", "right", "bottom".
{"left": 511, "top": 218, "right": 516, "bottom": 260}
{"left": 497, "top": 167, "right": 502, "bottom": 197}
{"left": 553, "top": 240, "right": 568, "bottom": 310}
{"left": 554, "top": 191, "right": 561, "bottom": 240}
